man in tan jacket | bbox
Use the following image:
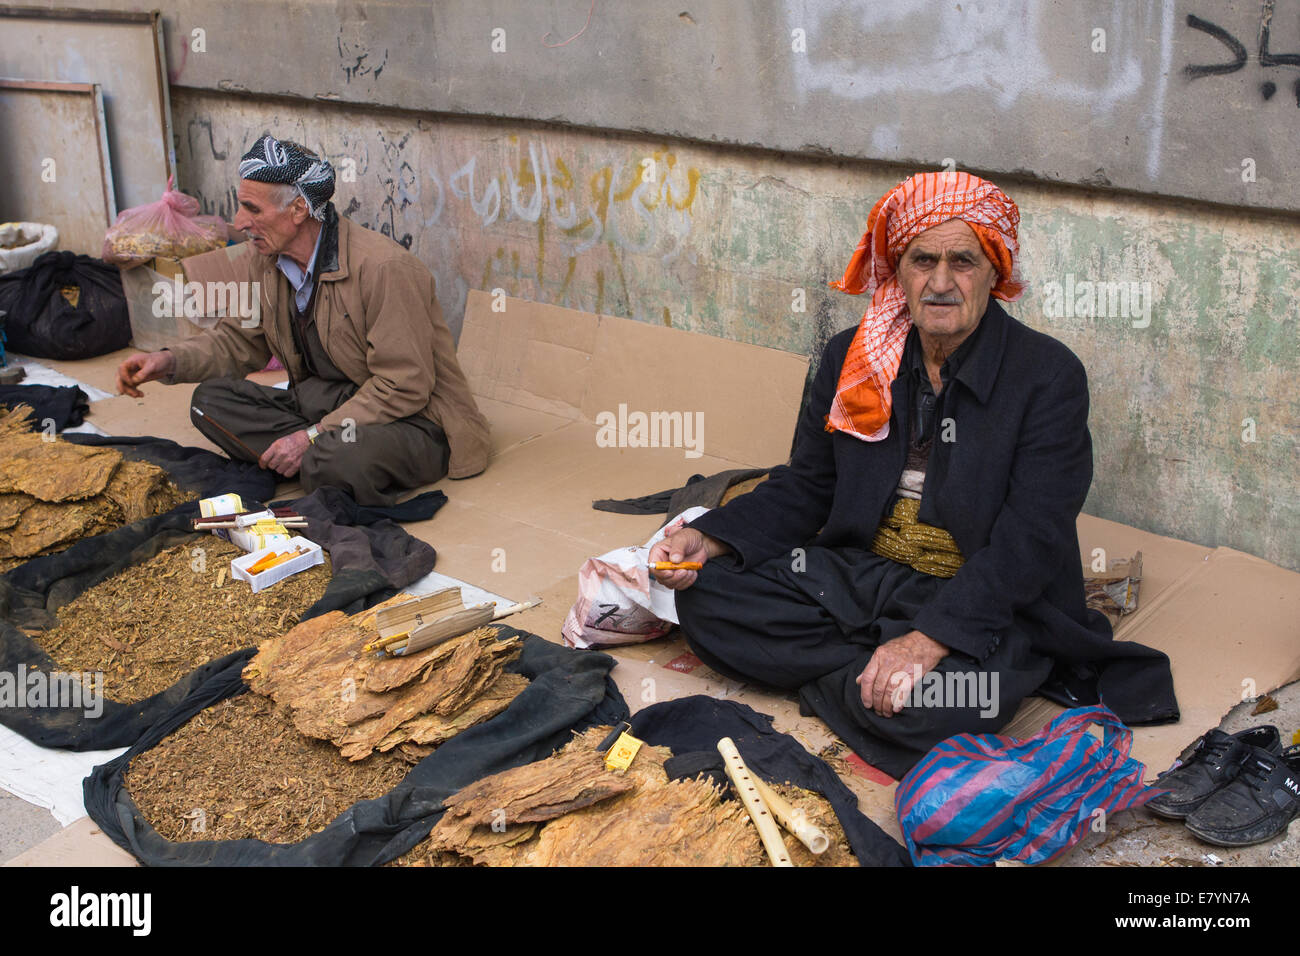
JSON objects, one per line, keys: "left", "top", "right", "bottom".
{"left": 117, "top": 135, "right": 490, "bottom": 505}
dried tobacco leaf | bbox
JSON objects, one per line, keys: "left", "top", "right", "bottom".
{"left": 245, "top": 605, "right": 527, "bottom": 761}
{"left": 396, "top": 726, "right": 859, "bottom": 868}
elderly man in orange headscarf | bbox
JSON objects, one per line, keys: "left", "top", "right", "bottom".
{"left": 653, "top": 172, "right": 1176, "bottom": 779}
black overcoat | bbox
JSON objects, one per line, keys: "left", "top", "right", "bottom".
{"left": 691, "top": 299, "right": 1178, "bottom": 724}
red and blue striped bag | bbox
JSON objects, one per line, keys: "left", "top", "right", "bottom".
{"left": 894, "top": 705, "right": 1155, "bottom": 866}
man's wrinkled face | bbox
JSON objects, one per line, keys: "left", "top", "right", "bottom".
{"left": 231, "top": 179, "right": 307, "bottom": 256}
{"left": 896, "top": 219, "right": 998, "bottom": 348}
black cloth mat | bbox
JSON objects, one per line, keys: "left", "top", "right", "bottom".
{"left": 593, "top": 467, "right": 770, "bottom": 520}
{"left": 291, "top": 486, "right": 443, "bottom": 618}
{"left": 630, "top": 695, "right": 911, "bottom": 866}
{"left": 83, "top": 629, "right": 628, "bottom": 866}
{"left": 0, "top": 384, "right": 89, "bottom": 430}
{"left": 271, "top": 487, "right": 448, "bottom": 528}
{"left": 0, "top": 456, "right": 443, "bottom": 750}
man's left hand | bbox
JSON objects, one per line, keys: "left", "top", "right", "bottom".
{"left": 259, "top": 429, "right": 312, "bottom": 477}
{"left": 856, "top": 630, "right": 949, "bottom": 718}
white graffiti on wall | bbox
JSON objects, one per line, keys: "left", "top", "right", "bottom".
{"left": 185, "top": 119, "right": 701, "bottom": 295}
{"left": 443, "top": 139, "right": 698, "bottom": 264}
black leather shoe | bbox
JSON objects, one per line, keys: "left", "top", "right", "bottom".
{"left": 1185, "top": 745, "right": 1300, "bottom": 847}
{"left": 1146, "top": 725, "right": 1282, "bottom": 820}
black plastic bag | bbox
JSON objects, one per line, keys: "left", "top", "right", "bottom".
{"left": 0, "top": 251, "right": 131, "bottom": 359}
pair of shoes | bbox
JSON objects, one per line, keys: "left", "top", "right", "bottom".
{"left": 1147, "top": 725, "right": 1281, "bottom": 820}
{"left": 1185, "top": 744, "right": 1300, "bottom": 848}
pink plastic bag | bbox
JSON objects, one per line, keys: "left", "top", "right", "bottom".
{"left": 102, "top": 175, "right": 229, "bottom": 268}
{"left": 561, "top": 507, "right": 710, "bottom": 649}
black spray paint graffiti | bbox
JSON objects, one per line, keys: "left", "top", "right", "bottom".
{"left": 186, "top": 118, "right": 228, "bottom": 162}
{"left": 1184, "top": 0, "right": 1300, "bottom": 105}
{"left": 181, "top": 121, "right": 393, "bottom": 243}
{"left": 374, "top": 130, "right": 418, "bottom": 249}
{"left": 337, "top": 25, "right": 388, "bottom": 83}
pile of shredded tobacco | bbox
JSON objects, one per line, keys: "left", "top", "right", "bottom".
{"left": 33, "top": 537, "right": 332, "bottom": 702}
{"left": 124, "top": 691, "right": 410, "bottom": 844}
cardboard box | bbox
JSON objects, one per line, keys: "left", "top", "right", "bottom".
{"left": 148, "top": 255, "right": 184, "bottom": 281}
{"left": 119, "top": 259, "right": 216, "bottom": 352}
{"left": 120, "top": 241, "right": 253, "bottom": 351}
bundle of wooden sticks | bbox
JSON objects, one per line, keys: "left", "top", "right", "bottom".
{"left": 192, "top": 508, "right": 308, "bottom": 531}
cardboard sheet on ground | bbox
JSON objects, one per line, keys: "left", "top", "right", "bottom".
{"left": 12, "top": 291, "right": 1300, "bottom": 866}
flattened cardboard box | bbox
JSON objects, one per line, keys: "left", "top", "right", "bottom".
{"left": 14, "top": 291, "right": 1300, "bottom": 866}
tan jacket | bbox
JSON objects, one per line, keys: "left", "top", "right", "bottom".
{"left": 166, "top": 211, "right": 491, "bottom": 478}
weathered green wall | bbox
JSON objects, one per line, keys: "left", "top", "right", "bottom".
{"left": 171, "top": 90, "right": 1300, "bottom": 571}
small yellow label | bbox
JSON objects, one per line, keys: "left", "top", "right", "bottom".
{"left": 603, "top": 731, "right": 643, "bottom": 772}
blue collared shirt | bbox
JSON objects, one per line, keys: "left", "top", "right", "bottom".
{"left": 276, "top": 223, "right": 324, "bottom": 314}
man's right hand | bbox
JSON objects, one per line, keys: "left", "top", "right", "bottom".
{"left": 116, "top": 351, "right": 176, "bottom": 398}
{"left": 649, "top": 527, "right": 729, "bottom": 590}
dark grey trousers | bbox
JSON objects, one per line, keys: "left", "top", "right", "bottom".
{"left": 674, "top": 546, "right": 1054, "bottom": 779}
{"left": 190, "top": 376, "right": 450, "bottom": 506}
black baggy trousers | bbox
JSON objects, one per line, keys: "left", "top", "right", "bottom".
{"left": 674, "top": 545, "right": 1055, "bottom": 779}
{"left": 190, "top": 376, "right": 450, "bottom": 507}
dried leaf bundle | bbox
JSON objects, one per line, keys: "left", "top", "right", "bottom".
{"left": 0, "top": 405, "right": 192, "bottom": 569}
{"left": 243, "top": 602, "right": 528, "bottom": 761}
{"left": 398, "top": 727, "right": 858, "bottom": 867}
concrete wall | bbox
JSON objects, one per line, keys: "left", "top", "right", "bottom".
{"left": 36, "top": 0, "right": 1281, "bottom": 567}
{"left": 171, "top": 89, "right": 1300, "bottom": 570}
{"left": 37, "top": 0, "right": 1300, "bottom": 214}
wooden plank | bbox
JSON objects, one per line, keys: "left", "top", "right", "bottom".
{"left": 0, "top": 10, "right": 173, "bottom": 209}
{"left": 0, "top": 80, "right": 115, "bottom": 254}
{"left": 0, "top": 6, "right": 154, "bottom": 23}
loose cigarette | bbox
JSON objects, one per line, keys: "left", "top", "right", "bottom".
{"left": 262, "top": 547, "right": 303, "bottom": 569}
{"left": 647, "top": 561, "right": 703, "bottom": 571}
{"left": 247, "top": 547, "right": 302, "bottom": 574}
{"left": 363, "top": 631, "right": 410, "bottom": 653}
{"left": 246, "top": 553, "right": 280, "bottom": 574}
{"left": 195, "top": 519, "right": 308, "bottom": 529}
{"left": 491, "top": 598, "right": 542, "bottom": 619}
{"left": 717, "top": 736, "right": 793, "bottom": 867}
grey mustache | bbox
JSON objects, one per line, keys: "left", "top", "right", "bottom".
{"left": 921, "top": 294, "right": 961, "bottom": 305}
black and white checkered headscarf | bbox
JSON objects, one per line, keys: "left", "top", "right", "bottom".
{"left": 238, "top": 134, "right": 335, "bottom": 220}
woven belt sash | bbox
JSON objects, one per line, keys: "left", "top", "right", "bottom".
{"left": 870, "top": 497, "right": 965, "bottom": 578}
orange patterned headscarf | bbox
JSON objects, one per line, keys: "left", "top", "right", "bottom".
{"left": 826, "top": 171, "right": 1024, "bottom": 442}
